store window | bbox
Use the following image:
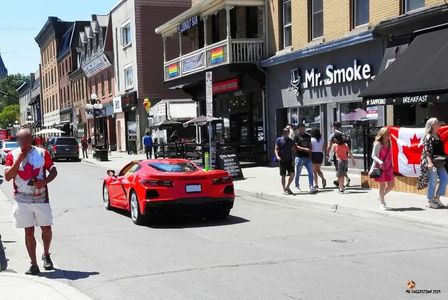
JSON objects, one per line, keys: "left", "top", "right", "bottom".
{"left": 403, "top": 0, "right": 424, "bottom": 13}
{"left": 340, "top": 102, "right": 384, "bottom": 155}
{"left": 287, "top": 106, "right": 321, "bottom": 129}
{"left": 310, "top": 0, "right": 323, "bottom": 40}
{"left": 353, "top": 0, "right": 369, "bottom": 28}
{"left": 282, "top": 0, "right": 292, "bottom": 48}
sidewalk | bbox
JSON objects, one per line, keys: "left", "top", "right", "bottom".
{"left": 81, "top": 152, "right": 448, "bottom": 229}
{"left": 0, "top": 190, "right": 91, "bottom": 300}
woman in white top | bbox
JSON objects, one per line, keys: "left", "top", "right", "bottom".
{"left": 310, "top": 128, "right": 327, "bottom": 188}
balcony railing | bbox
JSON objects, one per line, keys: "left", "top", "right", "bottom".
{"left": 164, "top": 38, "right": 264, "bottom": 81}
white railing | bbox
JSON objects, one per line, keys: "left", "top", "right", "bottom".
{"left": 164, "top": 38, "right": 264, "bottom": 81}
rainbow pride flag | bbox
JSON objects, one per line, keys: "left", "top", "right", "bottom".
{"left": 167, "top": 63, "right": 179, "bottom": 78}
{"left": 211, "top": 47, "right": 224, "bottom": 65}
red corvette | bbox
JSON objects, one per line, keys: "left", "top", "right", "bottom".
{"left": 102, "top": 159, "right": 235, "bottom": 224}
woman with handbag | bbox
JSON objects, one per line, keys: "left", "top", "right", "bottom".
{"left": 417, "top": 118, "right": 447, "bottom": 209}
{"left": 370, "top": 127, "right": 394, "bottom": 210}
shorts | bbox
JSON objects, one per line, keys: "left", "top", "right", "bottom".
{"left": 279, "top": 160, "right": 294, "bottom": 176}
{"left": 311, "top": 152, "right": 324, "bottom": 164}
{"left": 336, "top": 160, "right": 348, "bottom": 178}
{"left": 12, "top": 202, "right": 53, "bottom": 228}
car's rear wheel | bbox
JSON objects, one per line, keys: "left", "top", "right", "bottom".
{"left": 103, "top": 185, "right": 111, "bottom": 210}
{"left": 130, "top": 191, "right": 145, "bottom": 225}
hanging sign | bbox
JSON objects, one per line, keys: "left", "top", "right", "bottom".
{"left": 177, "top": 16, "right": 199, "bottom": 33}
{"left": 206, "top": 72, "right": 213, "bottom": 117}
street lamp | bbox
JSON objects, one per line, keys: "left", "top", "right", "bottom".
{"left": 86, "top": 93, "right": 103, "bottom": 147}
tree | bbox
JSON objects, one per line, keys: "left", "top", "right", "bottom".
{"left": 0, "top": 104, "right": 20, "bottom": 128}
{"left": 0, "top": 73, "right": 28, "bottom": 106}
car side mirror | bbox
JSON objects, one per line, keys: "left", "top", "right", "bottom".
{"left": 107, "top": 170, "right": 116, "bottom": 177}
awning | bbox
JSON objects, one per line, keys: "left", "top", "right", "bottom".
{"left": 361, "top": 27, "right": 448, "bottom": 104}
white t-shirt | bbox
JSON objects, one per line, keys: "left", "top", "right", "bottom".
{"left": 311, "top": 137, "right": 324, "bottom": 153}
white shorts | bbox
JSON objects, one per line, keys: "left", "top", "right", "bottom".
{"left": 12, "top": 202, "right": 53, "bottom": 228}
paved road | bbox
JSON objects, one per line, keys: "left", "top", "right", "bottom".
{"left": 1, "top": 161, "right": 448, "bottom": 299}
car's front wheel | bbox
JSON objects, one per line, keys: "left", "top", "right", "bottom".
{"left": 103, "top": 185, "right": 111, "bottom": 210}
{"left": 130, "top": 191, "right": 145, "bottom": 225}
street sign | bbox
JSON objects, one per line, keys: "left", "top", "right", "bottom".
{"left": 206, "top": 71, "right": 213, "bottom": 117}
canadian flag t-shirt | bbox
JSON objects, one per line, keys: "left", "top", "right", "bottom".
{"left": 4, "top": 147, "right": 55, "bottom": 203}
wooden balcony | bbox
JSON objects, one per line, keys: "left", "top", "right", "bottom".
{"left": 164, "top": 38, "right": 264, "bottom": 82}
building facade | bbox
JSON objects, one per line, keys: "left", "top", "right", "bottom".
{"left": 263, "top": 0, "right": 447, "bottom": 167}
{"left": 79, "top": 15, "right": 117, "bottom": 149}
{"left": 29, "top": 68, "right": 42, "bottom": 130}
{"left": 155, "top": 0, "right": 268, "bottom": 163}
{"left": 35, "top": 17, "right": 74, "bottom": 129}
{"left": 17, "top": 76, "right": 33, "bottom": 126}
{"left": 111, "top": 0, "right": 189, "bottom": 153}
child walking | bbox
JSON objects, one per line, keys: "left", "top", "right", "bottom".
{"left": 331, "top": 133, "right": 355, "bottom": 193}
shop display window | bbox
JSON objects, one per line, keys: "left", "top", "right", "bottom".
{"left": 287, "top": 106, "right": 321, "bottom": 129}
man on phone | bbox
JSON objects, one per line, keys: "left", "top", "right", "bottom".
{"left": 4, "top": 129, "right": 58, "bottom": 275}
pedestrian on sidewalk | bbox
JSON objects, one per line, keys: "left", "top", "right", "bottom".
{"left": 87, "top": 135, "right": 93, "bottom": 155}
{"left": 331, "top": 132, "right": 355, "bottom": 193}
{"left": 418, "top": 118, "right": 447, "bottom": 209}
{"left": 310, "top": 128, "right": 326, "bottom": 189}
{"left": 275, "top": 128, "right": 295, "bottom": 195}
{"left": 326, "top": 121, "right": 351, "bottom": 187}
{"left": 294, "top": 124, "right": 316, "bottom": 193}
{"left": 4, "top": 129, "right": 58, "bottom": 275}
{"left": 142, "top": 131, "right": 153, "bottom": 159}
{"left": 81, "top": 136, "right": 89, "bottom": 159}
{"left": 370, "top": 127, "right": 394, "bottom": 210}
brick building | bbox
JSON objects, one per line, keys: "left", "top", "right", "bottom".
{"left": 58, "top": 21, "right": 90, "bottom": 136}
{"left": 79, "top": 14, "right": 117, "bottom": 149}
{"left": 261, "top": 0, "right": 447, "bottom": 167}
{"left": 35, "top": 17, "right": 74, "bottom": 129}
{"left": 111, "top": 0, "right": 190, "bottom": 153}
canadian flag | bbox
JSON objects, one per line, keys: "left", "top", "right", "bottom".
{"left": 390, "top": 126, "right": 448, "bottom": 177}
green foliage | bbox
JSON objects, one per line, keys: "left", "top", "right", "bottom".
{"left": 0, "top": 73, "right": 29, "bottom": 106}
{"left": 0, "top": 104, "right": 20, "bottom": 128}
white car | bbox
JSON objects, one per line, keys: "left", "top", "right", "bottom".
{"left": 0, "top": 141, "right": 20, "bottom": 164}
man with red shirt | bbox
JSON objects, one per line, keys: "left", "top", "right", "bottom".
{"left": 4, "top": 129, "right": 58, "bottom": 275}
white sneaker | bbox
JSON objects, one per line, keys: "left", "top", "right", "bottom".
{"left": 380, "top": 203, "right": 387, "bottom": 211}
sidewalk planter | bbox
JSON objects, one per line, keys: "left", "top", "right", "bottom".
{"left": 361, "top": 171, "right": 428, "bottom": 195}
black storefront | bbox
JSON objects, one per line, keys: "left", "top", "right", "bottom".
{"left": 361, "top": 4, "right": 448, "bottom": 127}
{"left": 166, "top": 64, "right": 266, "bottom": 164}
{"left": 261, "top": 32, "right": 384, "bottom": 168}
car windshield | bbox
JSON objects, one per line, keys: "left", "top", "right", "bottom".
{"left": 148, "top": 162, "right": 198, "bottom": 173}
{"left": 5, "top": 142, "right": 19, "bottom": 148}
{"left": 56, "top": 138, "right": 78, "bottom": 145}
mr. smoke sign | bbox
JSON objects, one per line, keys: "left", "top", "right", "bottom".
{"left": 291, "top": 60, "right": 372, "bottom": 96}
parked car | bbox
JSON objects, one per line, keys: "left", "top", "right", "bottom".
{"left": 103, "top": 159, "right": 235, "bottom": 225}
{"left": 46, "top": 137, "right": 80, "bottom": 161}
{"left": 0, "top": 141, "right": 20, "bottom": 164}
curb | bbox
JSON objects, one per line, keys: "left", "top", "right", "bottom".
{"left": 235, "top": 189, "right": 448, "bottom": 230}
{"left": 0, "top": 273, "right": 91, "bottom": 300}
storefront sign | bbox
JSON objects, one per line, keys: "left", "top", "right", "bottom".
{"left": 182, "top": 52, "right": 204, "bottom": 74}
{"left": 113, "top": 96, "right": 122, "bottom": 113}
{"left": 177, "top": 16, "right": 199, "bottom": 33}
{"left": 365, "top": 98, "right": 387, "bottom": 106}
{"left": 206, "top": 72, "right": 213, "bottom": 117}
{"left": 127, "top": 121, "right": 137, "bottom": 138}
{"left": 212, "top": 78, "right": 239, "bottom": 95}
{"left": 82, "top": 54, "right": 111, "bottom": 78}
{"left": 291, "top": 60, "right": 372, "bottom": 91}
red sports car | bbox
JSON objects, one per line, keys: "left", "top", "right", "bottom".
{"left": 102, "top": 159, "right": 235, "bottom": 224}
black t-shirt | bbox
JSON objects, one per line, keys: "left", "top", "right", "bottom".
{"left": 276, "top": 136, "right": 294, "bottom": 162}
{"left": 294, "top": 133, "right": 311, "bottom": 157}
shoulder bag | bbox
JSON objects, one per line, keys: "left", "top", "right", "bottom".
{"left": 369, "top": 144, "right": 390, "bottom": 179}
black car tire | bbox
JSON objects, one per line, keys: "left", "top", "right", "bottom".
{"left": 130, "top": 191, "right": 145, "bottom": 225}
{"left": 102, "top": 184, "right": 111, "bottom": 210}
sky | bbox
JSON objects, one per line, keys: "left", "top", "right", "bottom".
{"left": 0, "top": 0, "right": 118, "bottom": 75}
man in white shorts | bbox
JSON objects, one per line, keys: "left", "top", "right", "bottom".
{"left": 4, "top": 129, "right": 58, "bottom": 275}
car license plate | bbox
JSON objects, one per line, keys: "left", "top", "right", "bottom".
{"left": 186, "top": 184, "right": 201, "bottom": 193}
{"left": 65, "top": 147, "right": 70, "bottom": 151}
